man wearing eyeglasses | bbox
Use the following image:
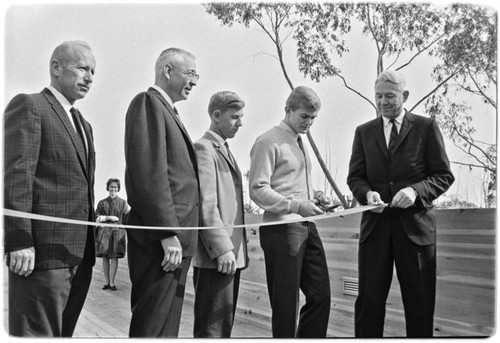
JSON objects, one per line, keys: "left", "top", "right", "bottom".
{"left": 124, "top": 47, "right": 200, "bottom": 337}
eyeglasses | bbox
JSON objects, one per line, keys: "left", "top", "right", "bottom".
{"left": 168, "top": 64, "right": 199, "bottom": 82}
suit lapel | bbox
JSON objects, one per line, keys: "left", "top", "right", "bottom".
{"left": 81, "top": 118, "right": 95, "bottom": 178}
{"left": 373, "top": 117, "right": 389, "bottom": 160}
{"left": 204, "top": 132, "right": 242, "bottom": 181}
{"left": 42, "top": 89, "right": 89, "bottom": 177}
{"left": 148, "top": 88, "right": 198, "bottom": 171}
{"left": 392, "top": 111, "right": 413, "bottom": 153}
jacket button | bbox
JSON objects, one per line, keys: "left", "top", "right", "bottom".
{"left": 389, "top": 181, "right": 394, "bottom": 186}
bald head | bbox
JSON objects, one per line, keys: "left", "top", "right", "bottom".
{"left": 51, "top": 41, "right": 92, "bottom": 64}
{"left": 153, "top": 47, "right": 197, "bottom": 103}
{"left": 154, "top": 47, "right": 195, "bottom": 81}
{"left": 49, "top": 41, "right": 95, "bottom": 104}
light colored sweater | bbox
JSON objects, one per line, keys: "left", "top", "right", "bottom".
{"left": 249, "top": 121, "right": 314, "bottom": 222}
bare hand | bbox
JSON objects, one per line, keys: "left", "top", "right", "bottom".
{"left": 9, "top": 247, "right": 35, "bottom": 277}
{"left": 366, "top": 191, "right": 387, "bottom": 213}
{"left": 390, "top": 187, "right": 417, "bottom": 209}
{"left": 314, "top": 191, "right": 331, "bottom": 207}
{"left": 160, "top": 236, "right": 182, "bottom": 272}
{"left": 107, "top": 216, "right": 120, "bottom": 222}
{"left": 217, "top": 251, "right": 236, "bottom": 275}
{"left": 298, "top": 200, "right": 324, "bottom": 217}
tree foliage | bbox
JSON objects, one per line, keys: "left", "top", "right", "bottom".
{"left": 426, "top": 4, "right": 496, "bottom": 182}
{"left": 204, "top": 2, "right": 497, "bottom": 207}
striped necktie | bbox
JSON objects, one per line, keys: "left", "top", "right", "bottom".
{"left": 388, "top": 118, "right": 399, "bottom": 155}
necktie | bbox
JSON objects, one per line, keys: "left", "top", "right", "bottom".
{"left": 224, "top": 141, "right": 236, "bottom": 166}
{"left": 70, "top": 107, "right": 88, "bottom": 161}
{"left": 173, "top": 107, "right": 186, "bottom": 130}
{"left": 388, "top": 118, "right": 399, "bottom": 155}
{"left": 297, "top": 135, "right": 311, "bottom": 199}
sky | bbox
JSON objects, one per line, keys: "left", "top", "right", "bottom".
{"left": 1, "top": 0, "right": 497, "bottom": 207}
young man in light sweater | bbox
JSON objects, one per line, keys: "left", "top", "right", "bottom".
{"left": 249, "top": 86, "right": 331, "bottom": 338}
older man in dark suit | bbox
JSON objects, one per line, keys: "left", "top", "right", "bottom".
{"left": 124, "top": 47, "right": 200, "bottom": 337}
{"left": 347, "top": 70, "right": 454, "bottom": 337}
{"left": 4, "top": 40, "right": 97, "bottom": 337}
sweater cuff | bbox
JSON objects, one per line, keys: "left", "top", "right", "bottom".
{"left": 290, "top": 199, "right": 301, "bottom": 214}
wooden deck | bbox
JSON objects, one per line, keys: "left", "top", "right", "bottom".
{"left": 3, "top": 208, "right": 496, "bottom": 338}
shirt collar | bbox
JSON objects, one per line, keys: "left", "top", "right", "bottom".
{"left": 47, "top": 85, "right": 74, "bottom": 112}
{"left": 207, "top": 130, "right": 226, "bottom": 147}
{"left": 279, "top": 120, "right": 300, "bottom": 140}
{"left": 152, "top": 85, "right": 174, "bottom": 109}
{"left": 382, "top": 109, "right": 406, "bottom": 127}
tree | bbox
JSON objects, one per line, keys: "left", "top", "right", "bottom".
{"left": 205, "top": 2, "right": 497, "bottom": 207}
{"left": 205, "top": 2, "right": 351, "bottom": 207}
{"left": 425, "top": 4, "right": 497, "bottom": 206}
{"left": 293, "top": 2, "right": 497, "bottom": 206}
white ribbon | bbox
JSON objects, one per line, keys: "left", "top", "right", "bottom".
{"left": 3, "top": 205, "right": 380, "bottom": 231}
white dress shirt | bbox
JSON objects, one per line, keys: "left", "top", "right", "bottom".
{"left": 382, "top": 109, "right": 405, "bottom": 147}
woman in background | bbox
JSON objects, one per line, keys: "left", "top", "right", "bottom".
{"left": 95, "top": 178, "right": 129, "bottom": 291}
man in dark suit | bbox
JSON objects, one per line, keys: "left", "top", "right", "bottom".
{"left": 347, "top": 70, "right": 455, "bottom": 337}
{"left": 193, "top": 91, "right": 249, "bottom": 337}
{"left": 124, "top": 47, "right": 200, "bottom": 337}
{"left": 4, "top": 40, "right": 97, "bottom": 337}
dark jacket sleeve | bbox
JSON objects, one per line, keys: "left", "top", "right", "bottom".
{"left": 411, "top": 118, "right": 455, "bottom": 207}
{"left": 347, "top": 126, "right": 372, "bottom": 205}
{"left": 124, "top": 92, "right": 179, "bottom": 241}
{"left": 3, "top": 94, "right": 39, "bottom": 252}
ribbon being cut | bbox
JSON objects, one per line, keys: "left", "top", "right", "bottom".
{"left": 3, "top": 205, "right": 382, "bottom": 231}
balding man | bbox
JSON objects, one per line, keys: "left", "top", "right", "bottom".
{"left": 347, "top": 70, "right": 454, "bottom": 337}
{"left": 4, "top": 41, "right": 97, "bottom": 337}
{"left": 124, "top": 47, "right": 200, "bottom": 337}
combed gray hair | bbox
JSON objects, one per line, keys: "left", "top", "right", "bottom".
{"left": 375, "top": 70, "right": 407, "bottom": 90}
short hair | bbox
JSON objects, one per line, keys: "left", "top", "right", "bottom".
{"left": 155, "top": 47, "right": 195, "bottom": 77}
{"left": 375, "top": 70, "right": 407, "bottom": 91}
{"left": 285, "top": 86, "right": 321, "bottom": 112}
{"left": 208, "top": 91, "right": 245, "bottom": 117}
{"left": 106, "top": 178, "right": 121, "bottom": 191}
{"left": 50, "top": 41, "right": 92, "bottom": 66}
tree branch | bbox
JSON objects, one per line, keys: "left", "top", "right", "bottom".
{"left": 409, "top": 67, "right": 463, "bottom": 112}
{"left": 396, "top": 33, "right": 446, "bottom": 71}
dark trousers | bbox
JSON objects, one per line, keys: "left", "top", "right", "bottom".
{"left": 8, "top": 258, "right": 93, "bottom": 337}
{"left": 193, "top": 267, "right": 241, "bottom": 337}
{"left": 259, "top": 221, "right": 331, "bottom": 338}
{"left": 355, "top": 212, "right": 436, "bottom": 338}
{"left": 127, "top": 239, "right": 191, "bottom": 338}
{"left": 9, "top": 228, "right": 94, "bottom": 337}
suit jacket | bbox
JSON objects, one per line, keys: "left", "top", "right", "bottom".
{"left": 3, "top": 88, "right": 96, "bottom": 270}
{"left": 124, "top": 87, "right": 199, "bottom": 257}
{"left": 347, "top": 111, "right": 454, "bottom": 246}
{"left": 193, "top": 131, "right": 248, "bottom": 269}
